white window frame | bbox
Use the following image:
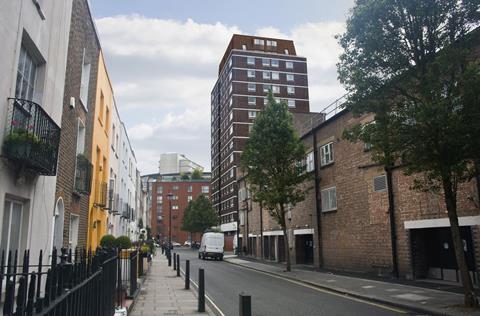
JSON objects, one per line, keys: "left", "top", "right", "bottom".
{"left": 271, "top": 72, "right": 280, "bottom": 80}
{"left": 202, "top": 186, "right": 209, "bottom": 193}
{"left": 306, "top": 151, "right": 314, "bottom": 172}
{"left": 1, "top": 199, "right": 25, "bottom": 254}
{"left": 262, "top": 58, "right": 270, "bottom": 66}
{"left": 286, "top": 74, "right": 294, "bottom": 81}
{"left": 247, "top": 70, "right": 255, "bottom": 78}
{"left": 287, "top": 86, "right": 295, "bottom": 95}
{"left": 287, "top": 99, "right": 296, "bottom": 108}
{"left": 321, "top": 187, "right": 337, "bottom": 212}
{"left": 248, "top": 97, "right": 256, "bottom": 105}
{"left": 271, "top": 59, "right": 279, "bottom": 67}
{"left": 247, "top": 57, "right": 255, "bottom": 65}
{"left": 248, "top": 111, "right": 257, "bottom": 119}
{"left": 272, "top": 85, "right": 280, "bottom": 94}
{"left": 320, "top": 142, "right": 334, "bottom": 166}
{"left": 286, "top": 61, "right": 293, "bottom": 69}
{"left": 79, "top": 49, "right": 90, "bottom": 107}
{"left": 263, "top": 85, "right": 272, "bottom": 93}
{"left": 263, "top": 71, "right": 270, "bottom": 79}
{"left": 248, "top": 83, "right": 256, "bottom": 92}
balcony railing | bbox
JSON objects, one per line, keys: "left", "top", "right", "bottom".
{"left": 74, "top": 154, "right": 92, "bottom": 195}
{"left": 2, "top": 98, "right": 61, "bottom": 175}
{"left": 94, "top": 181, "right": 108, "bottom": 208}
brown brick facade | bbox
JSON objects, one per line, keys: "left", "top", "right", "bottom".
{"left": 55, "top": 0, "right": 100, "bottom": 249}
{"left": 240, "top": 110, "right": 480, "bottom": 280}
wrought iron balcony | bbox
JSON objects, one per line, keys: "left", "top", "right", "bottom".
{"left": 74, "top": 154, "right": 92, "bottom": 195}
{"left": 94, "top": 181, "right": 108, "bottom": 208}
{"left": 2, "top": 98, "right": 60, "bottom": 176}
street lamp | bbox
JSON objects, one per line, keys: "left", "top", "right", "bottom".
{"left": 167, "top": 193, "right": 173, "bottom": 247}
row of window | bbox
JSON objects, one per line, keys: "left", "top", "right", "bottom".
{"left": 156, "top": 185, "right": 209, "bottom": 194}
{"left": 253, "top": 38, "right": 277, "bottom": 47}
{"left": 246, "top": 57, "right": 294, "bottom": 69}
{"left": 246, "top": 70, "right": 295, "bottom": 81}
{"left": 246, "top": 83, "right": 296, "bottom": 95}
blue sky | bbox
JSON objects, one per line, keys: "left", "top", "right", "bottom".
{"left": 88, "top": 0, "right": 354, "bottom": 174}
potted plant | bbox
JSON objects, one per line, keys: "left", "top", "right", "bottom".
{"left": 2, "top": 128, "right": 41, "bottom": 160}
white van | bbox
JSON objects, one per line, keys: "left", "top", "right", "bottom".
{"left": 198, "top": 232, "right": 224, "bottom": 260}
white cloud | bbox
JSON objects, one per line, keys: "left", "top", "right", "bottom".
{"left": 95, "top": 16, "right": 346, "bottom": 174}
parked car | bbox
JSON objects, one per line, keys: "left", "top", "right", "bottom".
{"left": 172, "top": 242, "right": 181, "bottom": 247}
{"left": 184, "top": 240, "right": 192, "bottom": 247}
{"left": 198, "top": 232, "right": 224, "bottom": 260}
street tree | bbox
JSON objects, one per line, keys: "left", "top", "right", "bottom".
{"left": 241, "top": 92, "right": 312, "bottom": 272}
{"left": 182, "top": 195, "right": 219, "bottom": 235}
{"left": 337, "top": 0, "right": 480, "bottom": 306}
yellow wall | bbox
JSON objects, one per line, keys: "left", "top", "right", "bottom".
{"left": 87, "top": 51, "right": 113, "bottom": 250}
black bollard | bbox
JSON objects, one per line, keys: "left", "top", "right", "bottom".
{"left": 198, "top": 268, "right": 205, "bottom": 312}
{"left": 239, "top": 293, "right": 252, "bottom": 316}
{"left": 185, "top": 260, "right": 190, "bottom": 289}
{"left": 173, "top": 252, "right": 176, "bottom": 270}
{"left": 176, "top": 254, "right": 180, "bottom": 277}
{"left": 168, "top": 251, "right": 171, "bottom": 267}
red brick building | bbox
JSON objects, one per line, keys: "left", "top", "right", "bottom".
{"left": 151, "top": 174, "right": 211, "bottom": 245}
{"left": 239, "top": 107, "right": 480, "bottom": 282}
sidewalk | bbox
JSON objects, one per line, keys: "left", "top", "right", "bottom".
{"left": 131, "top": 255, "right": 212, "bottom": 316}
{"left": 225, "top": 257, "right": 480, "bottom": 316}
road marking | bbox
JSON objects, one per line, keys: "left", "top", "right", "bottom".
{"left": 232, "top": 264, "right": 408, "bottom": 314}
{"left": 179, "top": 267, "right": 226, "bottom": 316}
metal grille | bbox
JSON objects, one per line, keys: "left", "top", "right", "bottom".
{"left": 373, "top": 175, "right": 387, "bottom": 192}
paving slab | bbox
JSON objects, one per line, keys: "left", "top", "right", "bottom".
{"left": 131, "top": 255, "right": 213, "bottom": 316}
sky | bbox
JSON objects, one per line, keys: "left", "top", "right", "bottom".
{"left": 89, "top": 0, "right": 355, "bottom": 174}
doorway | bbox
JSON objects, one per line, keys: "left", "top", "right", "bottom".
{"left": 295, "top": 234, "right": 314, "bottom": 265}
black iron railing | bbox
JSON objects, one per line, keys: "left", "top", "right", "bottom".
{"left": 2, "top": 98, "right": 61, "bottom": 176}
{"left": 0, "top": 248, "right": 118, "bottom": 316}
{"left": 74, "top": 154, "right": 92, "bottom": 195}
{"left": 118, "top": 249, "right": 138, "bottom": 298}
{"left": 122, "top": 203, "right": 129, "bottom": 219}
{"left": 94, "top": 181, "right": 108, "bottom": 208}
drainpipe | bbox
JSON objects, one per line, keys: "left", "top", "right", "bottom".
{"left": 312, "top": 132, "right": 323, "bottom": 268}
{"left": 475, "top": 161, "right": 480, "bottom": 206}
{"left": 260, "top": 201, "right": 264, "bottom": 260}
{"left": 386, "top": 166, "right": 399, "bottom": 278}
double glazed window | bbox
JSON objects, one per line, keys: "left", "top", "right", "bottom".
{"left": 321, "top": 187, "right": 337, "bottom": 212}
{"left": 80, "top": 49, "right": 91, "bottom": 107}
{"left": 15, "top": 45, "right": 38, "bottom": 101}
{"left": 1, "top": 200, "right": 26, "bottom": 253}
{"left": 320, "top": 142, "right": 334, "bottom": 166}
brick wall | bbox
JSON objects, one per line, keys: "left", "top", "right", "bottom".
{"left": 55, "top": 0, "right": 100, "bottom": 249}
{"left": 241, "top": 109, "right": 479, "bottom": 278}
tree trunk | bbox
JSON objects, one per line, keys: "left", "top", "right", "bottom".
{"left": 442, "top": 175, "right": 478, "bottom": 307}
{"left": 280, "top": 204, "right": 291, "bottom": 272}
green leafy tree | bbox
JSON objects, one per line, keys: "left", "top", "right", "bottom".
{"left": 241, "top": 92, "right": 312, "bottom": 271}
{"left": 338, "top": 0, "right": 479, "bottom": 306}
{"left": 191, "top": 169, "right": 203, "bottom": 180}
{"left": 180, "top": 172, "right": 190, "bottom": 180}
{"left": 182, "top": 195, "right": 219, "bottom": 233}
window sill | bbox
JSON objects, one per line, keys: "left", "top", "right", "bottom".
{"left": 320, "top": 162, "right": 334, "bottom": 169}
{"left": 322, "top": 208, "right": 337, "bottom": 213}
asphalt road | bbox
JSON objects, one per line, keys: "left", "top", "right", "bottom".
{"left": 170, "top": 248, "right": 414, "bottom": 316}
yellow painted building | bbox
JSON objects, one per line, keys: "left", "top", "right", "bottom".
{"left": 88, "top": 51, "right": 113, "bottom": 250}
